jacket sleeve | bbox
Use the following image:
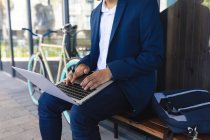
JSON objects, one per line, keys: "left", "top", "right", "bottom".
{"left": 107, "top": 0, "right": 164, "bottom": 80}
{"left": 77, "top": 54, "right": 92, "bottom": 68}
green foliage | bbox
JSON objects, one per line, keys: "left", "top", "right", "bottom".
{"left": 203, "top": 0, "right": 210, "bottom": 8}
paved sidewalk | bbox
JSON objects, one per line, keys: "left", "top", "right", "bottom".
{"left": 0, "top": 71, "right": 149, "bottom": 140}
{"left": 0, "top": 72, "right": 42, "bottom": 140}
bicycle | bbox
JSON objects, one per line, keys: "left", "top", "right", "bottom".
{"left": 23, "top": 24, "right": 80, "bottom": 123}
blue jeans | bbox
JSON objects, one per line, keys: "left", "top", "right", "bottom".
{"left": 38, "top": 82, "right": 130, "bottom": 140}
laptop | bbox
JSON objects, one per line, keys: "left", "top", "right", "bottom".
{"left": 13, "top": 67, "right": 113, "bottom": 105}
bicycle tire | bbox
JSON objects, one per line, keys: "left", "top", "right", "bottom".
{"left": 27, "top": 54, "right": 46, "bottom": 105}
{"left": 60, "top": 59, "right": 80, "bottom": 124}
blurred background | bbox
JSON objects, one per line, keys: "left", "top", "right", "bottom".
{"left": 0, "top": 0, "right": 209, "bottom": 139}
{"left": 0, "top": 0, "right": 209, "bottom": 78}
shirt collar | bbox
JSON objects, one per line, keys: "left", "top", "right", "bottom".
{"left": 101, "top": 0, "right": 117, "bottom": 14}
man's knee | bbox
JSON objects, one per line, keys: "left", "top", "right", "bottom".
{"left": 39, "top": 93, "right": 54, "bottom": 108}
{"left": 70, "top": 105, "right": 86, "bottom": 126}
{"left": 70, "top": 105, "right": 101, "bottom": 139}
{"left": 38, "top": 93, "right": 63, "bottom": 117}
{"left": 70, "top": 105, "right": 98, "bottom": 128}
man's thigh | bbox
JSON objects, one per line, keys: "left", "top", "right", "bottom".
{"left": 38, "top": 92, "right": 72, "bottom": 114}
{"left": 70, "top": 82, "right": 131, "bottom": 122}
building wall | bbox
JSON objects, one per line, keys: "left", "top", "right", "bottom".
{"left": 161, "top": 0, "right": 210, "bottom": 90}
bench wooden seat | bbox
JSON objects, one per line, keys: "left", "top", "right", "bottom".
{"left": 112, "top": 115, "right": 210, "bottom": 140}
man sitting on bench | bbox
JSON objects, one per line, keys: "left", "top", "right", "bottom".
{"left": 38, "top": 0, "right": 164, "bottom": 140}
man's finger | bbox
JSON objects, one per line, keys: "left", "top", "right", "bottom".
{"left": 84, "top": 80, "right": 95, "bottom": 90}
{"left": 84, "top": 68, "right": 89, "bottom": 74}
{"left": 71, "top": 73, "right": 77, "bottom": 83}
{"left": 66, "top": 74, "right": 73, "bottom": 85}
{"left": 81, "top": 75, "right": 95, "bottom": 87}
{"left": 90, "top": 83, "right": 98, "bottom": 90}
{"left": 71, "top": 71, "right": 82, "bottom": 83}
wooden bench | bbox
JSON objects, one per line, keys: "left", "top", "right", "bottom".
{"left": 108, "top": 0, "right": 210, "bottom": 139}
{"left": 111, "top": 115, "right": 210, "bottom": 140}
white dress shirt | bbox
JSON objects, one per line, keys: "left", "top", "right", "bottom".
{"left": 97, "top": 0, "right": 117, "bottom": 70}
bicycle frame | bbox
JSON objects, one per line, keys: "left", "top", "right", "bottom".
{"left": 32, "top": 32, "right": 70, "bottom": 84}
{"left": 24, "top": 25, "right": 81, "bottom": 123}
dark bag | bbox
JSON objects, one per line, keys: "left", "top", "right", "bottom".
{"left": 153, "top": 89, "right": 210, "bottom": 139}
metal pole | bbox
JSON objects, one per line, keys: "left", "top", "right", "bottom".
{"left": 91, "top": 0, "right": 94, "bottom": 10}
{"left": 0, "top": 36, "right": 2, "bottom": 71}
{"left": 27, "top": 0, "right": 33, "bottom": 56}
{"left": 63, "top": 0, "right": 72, "bottom": 57}
{"left": 48, "top": 0, "right": 51, "bottom": 5}
{"left": 7, "top": 0, "right": 15, "bottom": 77}
{"left": 114, "top": 122, "right": 119, "bottom": 138}
{"left": 0, "top": 1, "right": 2, "bottom": 71}
{"left": 63, "top": 0, "right": 70, "bottom": 25}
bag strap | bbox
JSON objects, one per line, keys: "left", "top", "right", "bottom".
{"left": 165, "top": 90, "right": 208, "bottom": 98}
{"left": 178, "top": 102, "right": 210, "bottom": 112}
{"left": 160, "top": 90, "right": 210, "bottom": 115}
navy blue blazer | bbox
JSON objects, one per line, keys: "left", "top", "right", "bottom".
{"left": 79, "top": 0, "right": 164, "bottom": 116}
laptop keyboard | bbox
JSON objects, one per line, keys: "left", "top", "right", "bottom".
{"left": 56, "top": 82, "right": 96, "bottom": 100}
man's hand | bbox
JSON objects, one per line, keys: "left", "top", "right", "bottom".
{"left": 65, "top": 64, "right": 90, "bottom": 84}
{"left": 81, "top": 68, "right": 112, "bottom": 90}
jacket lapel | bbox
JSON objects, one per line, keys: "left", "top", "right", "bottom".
{"left": 109, "top": 0, "right": 127, "bottom": 45}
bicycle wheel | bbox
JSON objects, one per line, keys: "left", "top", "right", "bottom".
{"left": 27, "top": 54, "right": 46, "bottom": 105}
{"left": 60, "top": 59, "right": 80, "bottom": 124}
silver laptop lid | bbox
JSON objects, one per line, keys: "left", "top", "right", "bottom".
{"left": 13, "top": 66, "right": 79, "bottom": 105}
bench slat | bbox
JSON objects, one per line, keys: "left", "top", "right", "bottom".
{"left": 112, "top": 115, "right": 210, "bottom": 140}
{"left": 113, "top": 115, "right": 166, "bottom": 139}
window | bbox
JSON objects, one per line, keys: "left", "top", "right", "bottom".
{"left": 160, "top": 0, "right": 177, "bottom": 12}
{"left": 68, "top": 1, "right": 101, "bottom": 57}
